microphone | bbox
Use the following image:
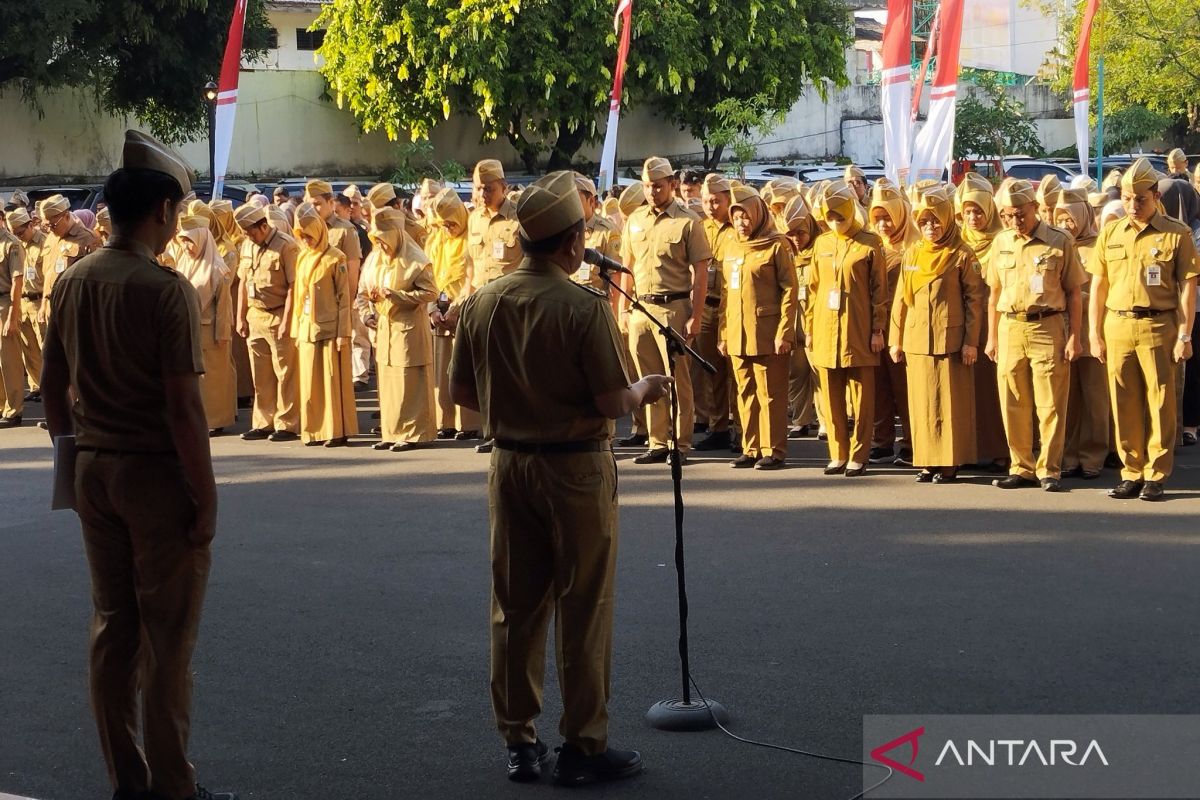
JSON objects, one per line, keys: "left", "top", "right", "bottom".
{"left": 583, "top": 248, "right": 632, "bottom": 275}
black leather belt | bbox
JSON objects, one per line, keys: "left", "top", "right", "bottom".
{"left": 1006, "top": 309, "right": 1062, "bottom": 322}
{"left": 1113, "top": 308, "right": 1170, "bottom": 319}
{"left": 640, "top": 291, "right": 690, "bottom": 304}
{"left": 77, "top": 446, "right": 175, "bottom": 456}
{"left": 704, "top": 296, "right": 721, "bottom": 308}
{"left": 494, "top": 438, "right": 610, "bottom": 454}
{"left": 23, "top": 293, "right": 42, "bottom": 300}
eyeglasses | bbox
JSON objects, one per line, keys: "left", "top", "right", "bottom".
{"left": 999, "top": 210, "right": 1031, "bottom": 223}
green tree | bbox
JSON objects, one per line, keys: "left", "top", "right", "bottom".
{"left": 0, "top": 1, "right": 273, "bottom": 144}
{"left": 316, "top": 0, "right": 850, "bottom": 172}
{"left": 1102, "top": 106, "right": 1172, "bottom": 154}
{"left": 704, "top": 95, "right": 788, "bottom": 178}
{"left": 953, "top": 73, "right": 1044, "bottom": 158}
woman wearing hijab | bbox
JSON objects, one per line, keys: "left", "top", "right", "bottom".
{"left": 212, "top": 197, "right": 254, "bottom": 403}
{"left": 804, "top": 181, "right": 887, "bottom": 476}
{"left": 957, "top": 173, "right": 1010, "bottom": 472}
{"left": 363, "top": 208, "right": 438, "bottom": 451}
{"left": 174, "top": 215, "right": 237, "bottom": 434}
{"left": 1055, "top": 188, "right": 1110, "bottom": 478}
{"left": 1035, "top": 175, "right": 1063, "bottom": 226}
{"left": 888, "top": 185, "right": 985, "bottom": 483}
{"left": 95, "top": 207, "right": 111, "bottom": 241}
{"left": 717, "top": 189, "right": 798, "bottom": 470}
{"left": 425, "top": 187, "right": 481, "bottom": 441}
{"left": 782, "top": 194, "right": 819, "bottom": 437}
{"left": 867, "top": 179, "right": 919, "bottom": 465}
{"left": 292, "top": 202, "right": 358, "bottom": 447}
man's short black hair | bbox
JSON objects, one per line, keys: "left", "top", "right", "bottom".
{"left": 274, "top": 186, "right": 290, "bottom": 197}
{"left": 335, "top": 194, "right": 353, "bottom": 209}
{"left": 519, "top": 219, "right": 585, "bottom": 256}
{"left": 103, "top": 168, "right": 185, "bottom": 229}
{"left": 2, "top": 203, "right": 16, "bottom": 213}
{"left": 680, "top": 169, "right": 704, "bottom": 185}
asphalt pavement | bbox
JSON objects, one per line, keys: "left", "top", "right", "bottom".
{"left": 2, "top": 395, "right": 1199, "bottom": 800}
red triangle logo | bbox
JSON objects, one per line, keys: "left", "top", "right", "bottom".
{"left": 870, "top": 725, "right": 926, "bottom": 782}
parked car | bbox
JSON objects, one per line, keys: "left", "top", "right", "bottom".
{"left": 1001, "top": 159, "right": 1077, "bottom": 187}
{"left": 18, "top": 186, "right": 104, "bottom": 213}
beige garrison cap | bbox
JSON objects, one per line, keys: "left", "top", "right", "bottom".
{"left": 122, "top": 130, "right": 193, "bottom": 194}
{"left": 516, "top": 171, "right": 584, "bottom": 241}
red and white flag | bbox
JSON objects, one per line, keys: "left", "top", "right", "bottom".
{"left": 880, "top": 0, "right": 913, "bottom": 184}
{"left": 212, "top": 0, "right": 248, "bottom": 200}
{"left": 1073, "top": 0, "right": 1101, "bottom": 175}
{"left": 910, "top": 0, "right": 963, "bottom": 183}
{"left": 598, "top": 0, "right": 633, "bottom": 193}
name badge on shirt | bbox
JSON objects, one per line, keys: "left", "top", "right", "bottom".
{"left": 247, "top": 281, "right": 258, "bottom": 299}
{"left": 1029, "top": 272, "right": 1044, "bottom": 294}
{"left": 575, "top": 264, "right": 591, "bottom": 282}
{"left": 492, "top": 239, "right": 506, "bottom": 260}
{"left": 903, "top": 264, "right": 919, "bottom": 272}
{"left": 55, "top": 258, "right": 67, "bottom": 275}
{"left": 24, "top": 267, "right": 36, "bottom": 282}
{"left": 303, "top": 296, "right": 311, "bottom": 316}
{"left": 827, "top": 289, "right": 842, "bottom": 310}
{"left": 798, "top": 286, "right": 809, "bottom": 301}
{"left": 1146, "top": 265, "right": 1163, "bottom": 287}
{"left": 729, "top": 257, "right": 743, "bottom": 291}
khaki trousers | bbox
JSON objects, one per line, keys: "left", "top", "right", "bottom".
{"left": 489, "top": 448, "right": 618, "bottom": 756}
{"left": 19, "top": 296, "right": 44, "bottom": 393}
{"left": 76, "top": 450, "right": 211, "bottom": 800}
{"left": 620, "top": 340, "right": 646, "bottom": 436}
{"left": 996, "top": 316, "right": 1070, "bottom": 479}
{"left": 0, "top": 296, "right": 26, "bottom": 418}
{"left": 1064, "top": 356, "right": 1110, "bottom": 473}
{"left": 1104, "top": 314, "right": 1178, "bottom": 482}
{"left": 815, "top": 365, "right": 875, "bottom": 464}
{"left": 433, "top": 333, "right": 481, "bottom": 432}
{"left": 629, "top": 298, "right": 694, "bottom": 451}
{"left": 872, "top": 357, "right": 911, "bottom": 452}
{"left": 732, "top": 353, "right": 790, "bottom": 458}
{"left": 246, "top": 306, "right": 299, "bottom": 433}
{"left": 695, "top": 304, "right": 732, "bottom": 432}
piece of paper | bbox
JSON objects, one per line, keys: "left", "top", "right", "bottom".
{"left": 51, "top": 435, "right": 77, "bottom": 511}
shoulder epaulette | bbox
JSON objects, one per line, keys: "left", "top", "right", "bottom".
{"left": 572, "top": 282, "right": 607, "bottom": 298}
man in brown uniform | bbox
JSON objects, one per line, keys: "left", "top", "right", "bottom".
{"left": 7, "top": 207, "right": 46, "bottom": 404}
{"left": 0, "top": 221, "right": 25, "bottom": 426}
{"left": 620, "top": 157, "right": 713, "bottom": 464}
{"left": 693, "top": 173, "right": 737, "bottom": 451}
{"left": 1088, "top": 158, "right": 1199, "bottom": 500}
{"left": 40, "top": 130, "right": 236, "bottom": 800}
{"left": 844, "top": 164, "right": 869, "bottom": 206}
{"left": 984, "top": 179, "right": 1085, "bottom": 491}
{"left": 39, "top": 194, "right": 100, "bottom": 322}
{"left": 235, "top": 203, "right": 301, "bottom": 442}
{"left": 450, "top": 171, "right": 669, "bottom": 786}
{"left": 570, "top": 173, "right": 621, "bottom": 313}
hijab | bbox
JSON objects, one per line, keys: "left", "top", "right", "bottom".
{"left": 174, "top": 216, "right": 227, "bottom": 316}
{"left": 868, "top": 178, "right": 919, "bottom": 252}
{"left": 729, "top": 192, "right": 783, "bottom": 249}
{"left": 958, "top": 176, "right": 1002, "bottom": 258}
{"left": 903, "top": 185, "right": 961, "bottom": 305}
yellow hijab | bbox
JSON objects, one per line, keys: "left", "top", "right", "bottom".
{"left": 293, "top": 202, "right": 331, "bottom": 254}
{"left": 868, "top": 178, "right": 919, "bottom": 252}
{"left": 958, "top": 176, "right": 1002, "bottom": 259}
{"left": 903, "top": 185, "right": 961, "bottom": 305}
{"left": 174, "top": 215, "right": 226, "bottom": 316}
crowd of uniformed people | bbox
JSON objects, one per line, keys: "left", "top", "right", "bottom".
{"left": 3, "top": 151, "right": 1198, "bottom": 498}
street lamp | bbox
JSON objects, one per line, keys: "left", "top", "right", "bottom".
{"left": 203, "top": 80, "right": 218, "bottom": 188}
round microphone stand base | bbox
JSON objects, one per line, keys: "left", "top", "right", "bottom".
{"left": 646, "top": 697, "right": 730, "bottom": 732}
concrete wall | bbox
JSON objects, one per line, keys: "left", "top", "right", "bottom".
{"left": 0, "top": 71, "right": 1075, "bottom": 182}
{"left": 253, "top": 9, "right": 327, "bottom": 72}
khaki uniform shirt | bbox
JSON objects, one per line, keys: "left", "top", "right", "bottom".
{"left": 467, "top": 199, "right": 523, "bottom": 287}
{"left": 717, "top": 236, "right": 799, "bottom": 356}
{"left": 702, "top": 217, "right": 735, "bottom": 302}
{"left": 572, "top": 213, "right": 621, "bottom": 292}
{"left": 19, "top": 229, "right": 46, "bottom": 295}
{"left": 450, "top": 258, "right": 630, "bottom": 443}
{"left": 374, "top": 240, "right": 438, "bottom": 368}
{"left": 984, "top": 222, "right": 1085, "bottom": 314}
{"left": 292, "top": 245, "right": 351, "bottom": 343}
{"left": 238, "top": 231, "right": 299, "bottom": 312}
{"left": 620, "top": 201, "right": 712, "bottom": 297}
{"left": 0, "top": 228, "right": 23, "bottom": 296}
{"left": 804, "top": 228, "right": 887, "bottom": 369}
{"left": 888, "top": 242, "right": 985, "bottom": 356}
{"left": 1087, "top": 213, "right": 1200, "bottom": 312}
{"left": 327, "top": 216, "right": 363, "bottom": 264}
{"left": 43, "top": 241, "right": 204, "bottom": 451}
{"left": 41, "top": 222, "right": 99, "bottom": 300}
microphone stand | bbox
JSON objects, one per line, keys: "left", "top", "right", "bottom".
{"left": 598, "top": 264, "right": 730, "bottom": 732}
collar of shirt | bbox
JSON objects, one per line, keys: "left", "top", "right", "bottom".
{"left": 104, "top": 236, "right": 158, "bottom": 263}
{"left": 486, "top": 198, "right": 517, "bottom": 221}
{"left": 651, "top": 199, "right": 689, "bottom": 221}
{"left": 518, "top": 257, "right": 570, "bottom": 279}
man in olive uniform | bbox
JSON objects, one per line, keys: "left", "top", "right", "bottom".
{"left": 693, "top": 173, "right": 737, "bottom": 451}
{"left": 983, "top": 179, "right": 1085, "bottom": 491}
{"left": 234, "top": 203, "right": 301, "bottom": 442}
{"left": 40, "top": 130, "right": 237, "bottom": 800}
{"left": 7, "top": 207, "right": 47, "bottom": 403}
{"left": 450, "top": 170, "right": 669, "bottom": 786}
{"left": 39, "top": 194, "right": 100, "bottom": 322}
{"left": 1088, "top": 158, "right": 1199, "bottom": 500}
{"left": 0, "top": 220, "right": 25, "bottom": 426}
{"left": 466, "top": 159, "right": 524, "bottom": 454}
{"left": 570, "top": 173, "right": 621, "bottom": 315}
{"left": 620, "top": 157, "right": 713, "bottom": 464}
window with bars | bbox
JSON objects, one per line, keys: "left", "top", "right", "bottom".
{"left": 296, "top": 28, "right": 325, "bottom": 51}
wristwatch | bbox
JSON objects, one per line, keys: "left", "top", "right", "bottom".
{"left": 1181, "top": 334, "right": 1193, "bottom": 343}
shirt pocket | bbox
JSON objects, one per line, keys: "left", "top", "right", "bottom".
{"left": 311, "top": 280, "right": 338, "bottom": 325}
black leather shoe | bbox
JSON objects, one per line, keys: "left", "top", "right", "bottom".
{"left": 844, "top": 463, "right": 867, "bottom": 477}
{"left": 933, "top": 470, "right": 958, "bottom": 484}
{"left": 324, "top": 437, "right": 348, "bottom": 448}
{"left": 23, "top": 391, "right": 41, "bottom": 403}
{"left": 1061, "top": 465, "right": 1083, "bottom": 479}
{"left": 633, "top": 448, "right": 669, "bottom": 464}
{"left": 208, "top": 427, "right": 225, "bottom": 438}
{"left": 373, "top": 441, "right": 393, "bottom": 451}
{"left": 788, "top": 425, "right": 811, "bottom": 439}
{"left": 436, "top": 428, "right": 457, "bottom": 440}
{"left": 729, "top": 454, "right": 756, "bottom": 468}
{"left": 823, "top": 462, "right": 846, "bottom": 475}
{"left": 1139, "top": 481, "right": 1165, "bottom": 501}
{"left": 1108, "top": 479, "right": 1144, "bottom": 499}
{"left": 894, "top": 450, "right": 914, "bottom": 467}
{"left": 616, "top": 432, "right": 647, "bottom": 447}
{"left": 392, "top": 441, "right": 423, "bottom": 452}
{"left": 552, "top": 743, "right": 644, "bottom": 787}
{"left": 915, "top": 470, "right": 935, "bottom": 483}
{"left": 353, "top": 381, "right": 369, "bottom": 393}
{"left": 667, "top": 450, "right": 687, "bottom": 467}
{"left": 455, "top": 429, "right": 481, "bottom": 441}
{"left": 507, "top": 738, "right": 550, "bottom": 782}
{"left": 186, "top": 786, "right": 240, "bottom": 800}
{"left": 240, "top": 427, "right": 273, "bottom": 441}
{"left": 754, "top": 456, "right": 785, "bottom": 470}
{"left": 268, "top": 430, "right": 299, "bottom": 442}
{"left": 1040, "top": 477, "right": 1062, "bottom": 492}
{"left": 0, "top": 415, "right": 22, "bottom": 428}
{"left": 992, "top": 475, "right": 1038, "bottom": 489}
{"left": 693, "top": 430, "right": 731, "bottom": 451}
{"left": 476, "top": 439, "right": 494, "bottom": 454}
{"left": 868, "top": 446, "right": 894, "bottom": 464}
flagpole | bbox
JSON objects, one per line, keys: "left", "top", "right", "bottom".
{"left": 1095, "top": 57, "right": 1105, "bottom": 185}
{"left": 598, "top": 0, "right": 632, "bottom": 193}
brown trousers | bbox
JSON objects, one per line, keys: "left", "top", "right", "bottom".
{"left": 433, "top": 333, "right": 481, "bottom": 432}
{"left": 76, "top": 450, "right": 211, "bottom": 800}
{"left": 695, "top": 304, "right": 732, "bottom": 432}
{"left": 1064, "top": 356, "right": 1110, "bottom": 473}
{"left": 489, "top": 448, "right": 618, "bottom": 756}
{"left": 872, "top": 357, "right": 911, "bottom": 452}
{"left": 816, "top": 365, "right": 876, "bottom": 465}
{"left": 19, "top": 296, "right": 44, "bottom": 393}
{"left": 732, "top": 353, "right": 790, "bottom": 458}
{"left": 0, "top": 296, "right": 25, "bottom": 418}
{"left": 246, "top": 306, "right": 299, "bottom": 433}
{"left": 788, "top": 338, "right": 818, "bottom": 428}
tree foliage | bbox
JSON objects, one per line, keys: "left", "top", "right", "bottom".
{"left": 1102, "top": 106, "right": 1172, "bottom": 154}
{"left": 954, "top": 73, "right": 1044, "bottom": 159}
{"left": 316, "top": 0, "right": 851, "bottom": 171}
{"left": 704, "top": 95, "right": 788, "bottom": 176}
{"left": 0, "top": 0, "right": 273, "bottom": 144}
